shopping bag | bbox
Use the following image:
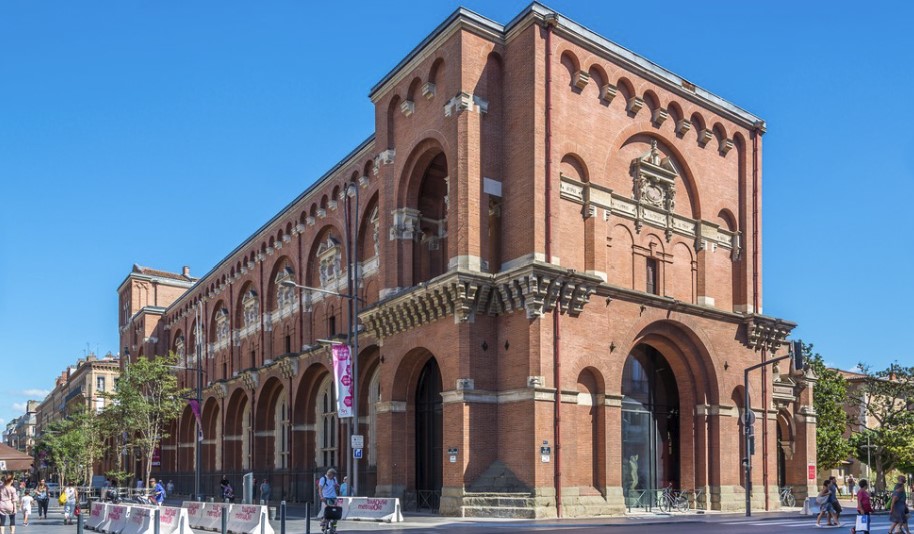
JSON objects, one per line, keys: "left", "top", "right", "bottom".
{"left": 855, "top": 513, "right": 870, "bottom": 532}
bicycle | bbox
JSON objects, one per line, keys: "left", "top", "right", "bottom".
{"left": 320, "top": 498, "right": 343, "bottom": 534}
{"left": 779, "top": 486, "right": 796, "bottom": 507}
{"left": 871, "top": 490, "right": 891, "bottom": 512}
{"left": 658, "top": 484, "right": 689, "bottom": 513}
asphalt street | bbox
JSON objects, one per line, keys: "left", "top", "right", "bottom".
{"left": 12, "top": 504, "right": 896, "bottom": 534}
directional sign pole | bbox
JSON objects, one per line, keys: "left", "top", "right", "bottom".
{"left": 743, "top": 353, "right": 791, "bottom": 517}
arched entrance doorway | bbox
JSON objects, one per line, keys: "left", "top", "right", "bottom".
{"left": 621, "top": 345, "right": 680, "bottom": 500}
{"left": 415, "top": 358, "right": 442, "bottom": 510}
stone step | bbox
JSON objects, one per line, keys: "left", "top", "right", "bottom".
{"left": 460, "top": 505, "right": 538, "bottom": 519}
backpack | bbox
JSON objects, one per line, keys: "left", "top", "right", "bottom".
{"left": 59, "top": 492, "right": 67, "bottom": 505}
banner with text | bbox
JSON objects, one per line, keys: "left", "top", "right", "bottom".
{"left": 332, "top": 344, "right": 354, "bottom": 418}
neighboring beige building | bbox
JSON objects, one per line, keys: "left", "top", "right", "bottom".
{"left": 64, "top": 354, "right": 121, "bottom": 415}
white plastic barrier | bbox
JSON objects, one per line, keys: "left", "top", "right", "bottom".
{"left": 86, "top": 502, "right": 108, "bottom": 530}
{"left": 196, "top": 502, "right": 233, "bottom": 531}
{"left": 225, "top": 504, "right": 274, "bottom": 534}
{"left": 318, "top": 498, "right": 403, "bottom": 523}
{"left": 158, "top": 505, "right": 189, "bottom": 534}
{"left": 182, "top": 502, "right": 206, "bottom": 530}
{"left": 122, "top": 506, "right": 153, "bottom": 534}
{"left": 104, "top": 505, "right": 131, "bottom": 534}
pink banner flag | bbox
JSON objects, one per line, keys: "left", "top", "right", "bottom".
{"left": 188, "top": 399, "right": 204, "bottom": 442}
{"left": 332, "top": 344, "right": 354, "bottom": 418}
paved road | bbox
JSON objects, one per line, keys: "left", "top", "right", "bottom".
{"left": 16, "top": 505, "right": 892, "bottom": 534}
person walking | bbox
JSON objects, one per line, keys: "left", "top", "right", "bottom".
{"left": 18, "top": 491, "right": 32, "bottom": 527}
{"left": 0, "top": 475, "right": 18, "bottom": 534}
{"left": 816, "top": 479, "right": 837, "bottom": 527}
{"left": 220, "top": 479, "right": 234, "bottom": 503}
{"left": 339, "top": 477, "right": 349, "bottom": 497}
{"left": 258, "top": 479, "right": 271, "bottom": 505}
{"left": 828, "top": 475, "right": 843, "bottom": 526}
{"left": 889, "top": 475, "right": 911, "bottom": 534}
{"left": 62, "top": 484, "right": 78, "bottom": 526}
{"left": 851, "top": 479, "right": 873, "bottom": 534}
{"left": 33, "top": 481, "right": 49, "bottom": 520}
{"left": 151, "top": 478, "right": 165, "bottom": 506}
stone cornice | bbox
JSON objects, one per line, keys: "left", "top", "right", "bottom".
{"left": 742, "top": 314, "right": 796, "bottom": 353}
{"left": 360, "top": 263, "right": 600, "bottom": 339}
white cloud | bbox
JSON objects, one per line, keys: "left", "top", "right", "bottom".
{"left": 12, "top": 402, "right": 27, "bottom": 412}
{"left": 0, "top": 419, "right": 5, "bottom": 425}
{"left": 22, "top": 388, "right": 50, "bottom": 398}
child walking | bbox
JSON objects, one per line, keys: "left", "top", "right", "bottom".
{"left": 18, "top": 492, "right": 32, "bottom": 526}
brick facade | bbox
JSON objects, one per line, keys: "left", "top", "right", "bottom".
{"left": 117, "top": 4, "right": 815, "bottom": 517}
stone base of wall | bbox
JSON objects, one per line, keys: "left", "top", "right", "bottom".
{"left": 440, "top": 486, "right": 627, "bottom": 518}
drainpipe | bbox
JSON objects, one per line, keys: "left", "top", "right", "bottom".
{"left": 751, "top": 123, "right": 769, "bottom": 510}
{"left": 543, "top": 11, "right": 562, "bottom": 519}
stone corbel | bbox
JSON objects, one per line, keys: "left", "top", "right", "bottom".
{"left": 294, "top": 223, "right": 305, "bottom": 234}
{"left": 698, "top": 128, "right": 713, "bottom": 147}
{"left": 372, "top": 149, "right": 396, "bottom": 175}
{"left": 305, "top": 216, "right": 315, "bottom": 227}
{"left": 358, "top": 175, "right": 370, "bottom": 188}
{"left": 328, "top": 199, "right": 338, "bottom": 211}
{"left": 651, "top": 108, "right": 669, "bottom": 127}
{"left": 573, "top": 70, "right": 590, "bottom": 90}
{"left": 600, "top": 84, "right": 617, "bottom": 103}
{"left": 626, "top": 97, "right": 644, "bottom": 115}
{"left": 282, "top": 234, "right": 292, "bottom": 243}
{"left": 675, "top": 119, "right": 692, "bottom": 136}
{"left": 422, "top": 82, "right": 436, "bottom": 99}
{"left": 719, "top": 138, "right": 734, "bottom": 156}
{"left": 317, "top": 208, "right": 327, "bottom": 219}
{"left": 266, "top": 246, "right": 274, "bottom": 256}
{"left": 444, "top": 92, "right": 488, "bottom": 116}
{"left": 400, "top": 100, "right": 415, "bottom": 117}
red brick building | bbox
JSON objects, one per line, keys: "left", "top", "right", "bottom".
{"left": 118, "top": 4, "right": 815, "bottom": 517}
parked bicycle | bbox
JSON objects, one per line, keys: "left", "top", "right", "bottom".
{"left": 779, "top": 486, "right": 796, "bottom": 507}
{"left": 320, "top": 498, "right": 343, "bottom": 534}
{"left": 658, "top": 484, "right": 689, "bottom": 513}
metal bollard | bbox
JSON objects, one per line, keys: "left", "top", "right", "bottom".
{"left": 304, "top": 502, "right": 310, "bottom": 534}
{"left": 154, "top": 508, "right": 161, "bottom": 534}
{"left": 221, "top": 505, "right": 228, "bottom": 534}
{"left": 76, "top": 506, "right": 83, "bottom": 534}
{"left": 280, "top": 501, "right": 286, "bottom": 534}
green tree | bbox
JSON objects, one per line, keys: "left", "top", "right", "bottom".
{"left": 805, "top": 342, "right": 853, "bottom": 470}
{"left": 848, "top": 362, "right": 914, "bottom": 490}
{"left": 105, "top": 353, "right": 188, "bottom": 485}
{"left": 37, "top": 407, "right": 104, "bottom": 485}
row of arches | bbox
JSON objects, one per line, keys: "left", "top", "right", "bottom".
{"left": 559, "top": 49, "right": 739, "bottom": 153}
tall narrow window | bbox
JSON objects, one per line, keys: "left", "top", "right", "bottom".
{"left": 646, "top": 258, "right": 659, "bottom": 295}
{"left": 284, "top": 335, "right": 292, "bottom": 355}
{"left": 97, "top": 376, "right": 106, "bottom": 392}
{"left": 316, "top": 377, "right": 338, "bottom": 468}
{"left": 329, "top": 316, "right": 337, "bottom": 337}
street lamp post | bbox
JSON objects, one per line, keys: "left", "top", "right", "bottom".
{"left": 281, "top": 191, "right": 362, "bottom": 495}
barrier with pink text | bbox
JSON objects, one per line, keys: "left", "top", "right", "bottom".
{"left": 225, "top": 504, "right": 274, "bottom": 534}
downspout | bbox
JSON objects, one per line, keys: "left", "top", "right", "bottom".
{"left": 751, "top": 124, "right": 768, "bottom": 509}
{"left": 543, "top": 11, "right": 562, "bottom": 518}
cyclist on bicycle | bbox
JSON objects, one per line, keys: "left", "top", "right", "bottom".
{"left": 318, "top": 468, "right": 340, "bottom": 532}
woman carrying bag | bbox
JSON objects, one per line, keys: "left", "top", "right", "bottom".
{"left": 0, "top": 475, "right": 19, "bottom": 534}
{"left": 852, "top": 479, "right": 873, "bottom": 534}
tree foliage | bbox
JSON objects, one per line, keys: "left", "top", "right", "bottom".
{"left": 106, "top": 353, "right": 188, "bottom": 485}
{"left": 805, "top": 341, "right": 853, "bottom": 470}
{"left": 847, "top": 362, "right": 914, "bottom": 490}
{"left": 36, "top": 406, "right": 105, "bottom": 485}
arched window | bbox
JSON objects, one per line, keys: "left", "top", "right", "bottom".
{"left": 316, "top": 237, "right": 343, "bottom": 288}
{"left": 275, "top": 267, "right": 296, "bottom": 310}
{"left": 242, "top": 290, "right": 259, "bottom": 327}
{"left": 316, "top": 376, "right": 338, "bottom": 468}
{"left": 367, "top": 368, "right": 381, "bottom": 466}
{"left": 277, "top": 400, "right": 289, "bottom": 469}
{"left": 215, "top": 308, "right": 230, "bottom": 343}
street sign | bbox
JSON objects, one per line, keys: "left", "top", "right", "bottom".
{"left": 743, "top": 408, "right": 756, "bottom": 426}
{"left": 351, "top": 434, "right": 364, "bottom": 449}
{"left": 354, "top": 448, "right": 363, "bottom": 459}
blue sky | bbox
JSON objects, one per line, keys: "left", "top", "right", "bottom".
{"left": 1, "top": 1, "right": 912, "bottom": 429}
